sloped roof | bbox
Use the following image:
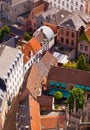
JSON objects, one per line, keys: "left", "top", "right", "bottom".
{"left": 31, "top": 2, "right": 49, "bottom": 16}
{"left": 34, "top": 26, "right": 54, "bottom": 41}
{"left": 43, "top": 8, "right": 70, "bottom": 25}
{"left": 29, "top": 95, "right": 41, "bottom": 130}
{"left": 41, "top": 115, "right": 65, "bottom": 129}
{"left": 47, "top": 66, "right": 90, "bottom": 86}
{"left": 41, "top": 51, "right": 57, "bottom": 71}
{"left": 0, "top": 46, "right": 21, "bottom": 78}
{"left": 9, "top": 25, "right": 25, "bottom": 37}
{"left": 85, "top": 23, "right": 90, "bottom": 42}
{"left": 60, "top": 11, "right": 90, "bottom": 30}
{"left": 22, "top": 38, "right": 41, "bottom": 64}
{"left": 37, "top": 96, "right": 53, "bottom": 106}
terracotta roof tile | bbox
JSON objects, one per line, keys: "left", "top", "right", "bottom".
{"left": 48, "top": 66, "right": 90, "bottom": 87}
{"left": 41, "top": 52, "right": 57, "bottom": 71}
{"left": 32, "top": 2, "right": 49, "bottom": 16}
{"left": 37, "top": 96, "right": 53, "bottom": 106}
{"left": 41, "top": 115, "right": 65, "bottom": 129}
{"left": 22, "top": 38, "right": 41, "bottom": 64}
{"left": 29, "top": 95, "right": 41, "bottom": 130}
{"left": 85, "top": 23, "right": 90, "bottom": 42}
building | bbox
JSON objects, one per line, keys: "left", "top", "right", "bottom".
{"left": 58, "top": 11, "right": 90, "bottom": 50}
{"left": 33, "top": 25, "right": 55, "bottom": 50}
{"left": 0, "top": 89, "right": 6, "bottom": 129}
{"left": 0, "top": 45, "right": 24, "bottom": 129}
{"left": 27, "top": 1, "right": 49, "bottom": 33}
{"left": 78, "top": 22, "right": 90, "bottom": 62}
{"left": 21, "top": 37, "right": 42, "bottom": 73}
{"left": 0, "top": 0, "right": 45, "bottom": 23}
{"left": 47, "top": 66, "right": 90, "bottom": 93}
{"left": 45, "top": 0, "right": 85, "bottom": 13}
{"left": 16, "top": 94, "right": 41, "bottom": 130}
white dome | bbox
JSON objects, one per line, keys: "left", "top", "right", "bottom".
{"left": 34, "top": 26, "right": 54, "bottom": 41}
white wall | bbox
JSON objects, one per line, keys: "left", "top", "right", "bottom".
{"left": 46, "top": 0, "right": 85, "bottom": 13}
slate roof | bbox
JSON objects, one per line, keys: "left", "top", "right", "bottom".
{"left": 60, "top": 11, "right": 90, "bottom": 30}
{"left": 47, "top": 66, "right": 90, "bottom": 87}
{"left": 9, "top": 25, "right": 25, "bottom": 37}
{"left": 44, "top": 8, "right": 70, "bottom": 25}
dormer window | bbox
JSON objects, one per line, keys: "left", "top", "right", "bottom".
{"left": 10, "top": 68, "right": 12, "bottom": 73}
{"left": 15, "top": 60, "right": 17, "bottom": 65}
{"left": 5, "top": 78, "right": 7, "bottom": 83}
{"left": 7, "top": 72, "right": 10, "bottom": 77}
{"left": 19, "top": 53, "right": 22, "bottom": 58}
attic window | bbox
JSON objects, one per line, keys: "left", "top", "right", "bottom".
{"left": 66, "top": 24, "right": 70, "bottom": 27}
{"left": 7, "top": 72, "right": 10, "bottom": 77}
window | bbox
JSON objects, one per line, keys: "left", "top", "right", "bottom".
{"left": 61, "top": 29, "right": 64, "bottom": 35}
{"left": 75, "top": 2, "right": 78, "bottom": 6}
{"left": 5, "top": 78, "right": 7, "bottom": 83}
{"left": 66, "top": 31, "right": 69, "bottom": 36}
{"left": 66, "top": 39, "right": 69, "bottom": 44}
{"left": 54, "top": 4, "right": 56, "bottom": 7}
{"left": 66, "top": 3, "right": 69, "bottom": 8}
{"left": 71, "top": 0, "right": 73, "bottom": 4}
{"left": 85, "top": 46, "right": 88, "bottom": 51}
{"left": 80, "top": 44, "right": 83, "bottom": 50}
{"left": 7, "top": 72, "right": 10, "bottom": 77}
{"left": 34, "top": 23, "right": 36, "bottom": 27}
{"left": 71, "top": 40, "right": 74, "bottom": 46}
{"left": 72, "top": 32, "right": 74, "bottom": 37}
{"left": 61, "top": 37, "right": 64, "bottom": 43}
{"left": 71, "top": 6, "right": 73, "bottom": 10}
{"left": 58, "top": 0, "right": 60, "bottom": 4}
{"left": 62, "top": 1, "right": 64, "bottom": 6}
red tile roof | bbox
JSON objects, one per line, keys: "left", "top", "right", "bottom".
{"left": 41, "top": 115, "right": 65, "bottom": 129}
{"left": 85, "top": 23, "right": 90, "bottom": 42}
{"left": 47, "top": 66, "right": 90, "bottom": 87}
{"left": 22, "top": 38, "right": 41, "bottom": 64}
{"left": 29, "top": 95, "right": 41, "bottom": 130}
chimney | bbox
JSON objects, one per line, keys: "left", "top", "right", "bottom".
{"left": 41, "top": 28, "right": 43, "bottom": 33}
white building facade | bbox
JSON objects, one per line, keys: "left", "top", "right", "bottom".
{"left": 46, "top": 0, "right": 85, "bottom": 13}
{"left": 0, "top": 46, "right": 24, "bottom": 103}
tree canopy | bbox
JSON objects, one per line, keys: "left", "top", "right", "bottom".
{"left": 0, "top": 26, "right": 10, "bottom": 42}
{"left": 77, "top": 54, "right": 86, "bottom": 70}
{"left": 24, "top": 32, "right": 32, "bottom": 41}
{"left": 54, "top": 91, "right": 63, "bottom": 100}
{"left": 66, "top": 88, "right": 84, "bottom": 112}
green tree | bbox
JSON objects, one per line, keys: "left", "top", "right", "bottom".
{"left": 66, "top": 88, "right": 84, "bottom": 112}
{"left": 24, "top": 32, "right": 32, "bottom": 41}
{"left": 2, "top": 26, "right": 10, "bottom": 34}
{"left": 77, "top": 54, "right": 86, "bottom": 70}
{"left": 54, "top": 91, "right": 63, "bottom": 100}
{"left": 0, "top": 26, "right": 10, "bottom": 42}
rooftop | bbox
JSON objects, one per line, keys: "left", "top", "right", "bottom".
{"left": 47, "top": 66, "right": 90, "bottom": 87}
{"left": 0, "top": 46, "right": 21, "bottom": 79}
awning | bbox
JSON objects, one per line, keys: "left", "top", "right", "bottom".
{"left": 85, "top": 87, "right": 90, "bottom": 91}
{"left": 49, "top": 88, "right": 70, "bottom": 98}
{"left": 61, "top": 83, "right": 66, "bottom": 88}
{"left": 50, "top": 81, "right": 55, "bottom": 86}
{"left": 56, "top": 82, "right": 60, "bottom": 88}
{"left": 80, "top": 86, "right": 85, "bottom": 90}
{"left": 75, "top": 84, "right": 80, "bottom": 88}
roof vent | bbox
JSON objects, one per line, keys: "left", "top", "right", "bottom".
{"left": 66, "top": 24, "right": 70, "bottom": 27}
{"left": 61, "top": 14, "right": 64, "bottom": 18}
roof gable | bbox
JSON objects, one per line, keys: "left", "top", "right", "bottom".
{"left": 60, "top": 19, "right": 76, "bottom": 29}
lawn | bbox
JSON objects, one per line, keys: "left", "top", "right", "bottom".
{"left": 3, "top": 95, "right": 19, "bottom": 130}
